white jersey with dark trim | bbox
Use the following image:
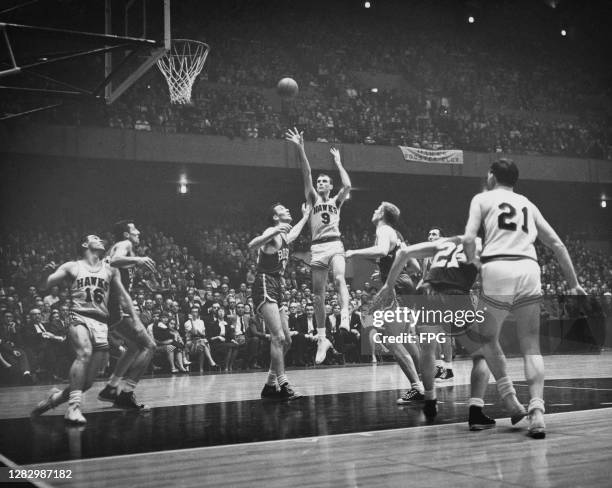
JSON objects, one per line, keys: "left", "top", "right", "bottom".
{"left": 479, "top": 188, "right": 538, "bottom": 261}
{"left": 71, "top": 260, "right": 114, "bottom": 320}
{"left": 310, "top": 195, "right": 341, "bottom": 241}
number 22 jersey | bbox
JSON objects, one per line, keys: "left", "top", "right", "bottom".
{"left": 425, "top": 241, "right": 478, "bottom": 293}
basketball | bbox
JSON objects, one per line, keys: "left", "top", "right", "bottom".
{"left": 277, "top": 77, "right": 299, "bottom": 98}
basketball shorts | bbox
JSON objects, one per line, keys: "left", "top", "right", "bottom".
{"left": 310, "top": 240, "right": 345, "bottom": 269}
{"left": 252, "top": 272, "right": 282, "bottom": 312}
{"left": 481, "top": 259, "right": 542, "bottom": 311}
{"left": 418, "top": 289, "right": 484, "bottom": 355}
{"left": 418, "top": 289, "right": 475, "bottom": 329}
{"left": 70, "top": 313, "right": 109, "bottom": 351}
{"left": 395, "top": 273, "right": 416, "bottom": 296}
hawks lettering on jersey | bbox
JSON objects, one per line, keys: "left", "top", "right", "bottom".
{"left": 478, "top": 188, "right": 538, "bottom": 261}
{"left": 310, "top": 196, "right": 341, "bottom": 241}
{"left": 71, "top": 261, "right": 114, "bottom": 319}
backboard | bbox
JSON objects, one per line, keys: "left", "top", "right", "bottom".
{"left": 0, "top": 0, "right": 171, "bottom": 120}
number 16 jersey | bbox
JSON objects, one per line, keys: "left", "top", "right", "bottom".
{"left": 479, "top": 188, "right": 538, "bottom": 262}
{"left": 310, "top": 195, "right": 341, "bottom": 242}
{"left": 71, "top": 260, "right": 113, "bottom": 322}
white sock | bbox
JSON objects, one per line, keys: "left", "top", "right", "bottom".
{"left": 277, "top": 374, "right": 288, "bottom": 387}
{"left": 528, "top": 398, "right": 545, "bottom": 414}
{"left": 68, "top": 390, "right": 82, "bottom": 407}
{"left": 121, "top": 379, "right": 137, "bottom": 393}
{"left": 266, "top": 370, "right": 276, "bottom": 386}
{"left": 444, "top": 361, "right": 453, "bottom": 370}
{"left": 468, "top": 397, "right": 485, "bottom": 408}
{"left": 496, "top": 376, "right": 516, "bottom": 399}
{"left": 435, "top": 360, "right": 443, "bottom": 368}
{"left": 107, "top": 374, "right": 121, "bottom": 388}
{"left": 412, "top": 381, "right": 424, "bottom": 394}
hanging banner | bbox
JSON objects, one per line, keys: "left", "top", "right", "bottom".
{"left": 398, "top": 146, "right": 464, "bottom": 164}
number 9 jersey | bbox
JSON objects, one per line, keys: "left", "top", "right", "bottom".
{"left": 310, "top": 195, "right": 341, "bottom": 242}
{"left": 478, "top": 188, "right": 538, "bottom": 262}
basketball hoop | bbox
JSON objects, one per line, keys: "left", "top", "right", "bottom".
{"left": 157, "top": 39, "right": 209, "bottom": 104}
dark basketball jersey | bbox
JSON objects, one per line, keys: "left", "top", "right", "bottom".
{"left": 257, "top": 234, "right": 289, "bottom": 275}
{"left": 120, "top": 267, "right": 135, "bottom": 293}
{"left": 377, "top": 228, "right": 404, "bottom": 283}
{"left": 106, "top": 241, "right": 135, "bottom": 321}
{"left": 106, "top": 241, "right": 135, "bottom": 292}
{"left": 425, "top": 241, "right": 478, "bottom": 292}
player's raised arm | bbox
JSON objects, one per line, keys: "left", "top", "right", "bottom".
{"left": 463, "top": 194, "right": 483, "bottom": 263}
{"left": 393, "top": 237, "right": 462, "bottom": 280}
{"left": 286, "top": 202, "right": 312, "bottom": 244}
{"left": 43, "top": 261, "right": 76, "bottom": 290}
{"left": 285, "top": 127, "right": 317, "bottom": 204}
{"left": 248, "top": 223, "right": 292, "bottom": 250}
{"left": 346, "top": 226, "right": 393, "bottom": 260}
{"left": 533, "top": 206, "right": 585, "bottom": 294}
{"left": 110, "top": 240, "right": 156, "bottom": 273}
{"left": 330, "top": 147, "right": 351, "bottom": 205}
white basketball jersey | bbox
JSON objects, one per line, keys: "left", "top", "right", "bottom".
{"left": 310, "top": 195, "right": 341, "bottom": 241}
{"left": 479, "top": 188, "right": 538, "bottom": 261}
{"left": 71, "top": 260, "right": 114, "bottom": 319}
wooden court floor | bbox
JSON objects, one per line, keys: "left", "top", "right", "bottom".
{"left": 1, "top": 353, "right": 611, "bottom": 487}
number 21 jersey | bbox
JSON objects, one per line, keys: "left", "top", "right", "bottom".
{"left": 479, "top": 188, "right": 538, "bottom": 262}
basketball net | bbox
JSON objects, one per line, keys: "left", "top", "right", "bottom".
{"left": 157, "top": 39, "right": 209, "bottom": 104}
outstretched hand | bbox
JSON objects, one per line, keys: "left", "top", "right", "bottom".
{"left": 301, "top": 201, "right": 312, "bottom": 217}
{"left": 277, "top": 223, "right": 292, "bottom": 234}
{"left": 285, "top": 127, "right": 304, "bottom": 148}
{"left": 370, "top": 284, "right": 396, "bottom": 313}
{"left": 569, "top": 285, "right": 587, "bottom": 295}
{"left": 330, "top": 147, "right": 341, "bottom": 164}
{"left": 138, "top": 256, "right": 157, "bottom": 273}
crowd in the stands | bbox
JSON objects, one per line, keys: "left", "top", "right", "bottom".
{"left": 2, "top": 6, "right": 610, "bottom": 159}
{"left": 1, "top": 218, "right": 610, "bottom": 385}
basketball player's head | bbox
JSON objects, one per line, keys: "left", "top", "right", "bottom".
{"left": 428, "top": 227, "right": 444, "bottom": 242}
{"left": 77, "top": 234, "right": 105, "bottom": 259}
{"left": 267, "top": 203, "right": 292, "bottom": 225}
{"left": 113, "top": 220, "right": 141, "bottom": 245}
{"left": 316, "top": 174, "right": 333, "bottom": 195}
{"left": 372, "top": 201, "right": 400, "bottom": 226}
{"left": 488, "top": 158, "right": 519, "bottom": 190}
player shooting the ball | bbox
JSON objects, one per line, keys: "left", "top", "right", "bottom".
{"left": 286, "top": 128, "right": 352, "bottom": 363}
